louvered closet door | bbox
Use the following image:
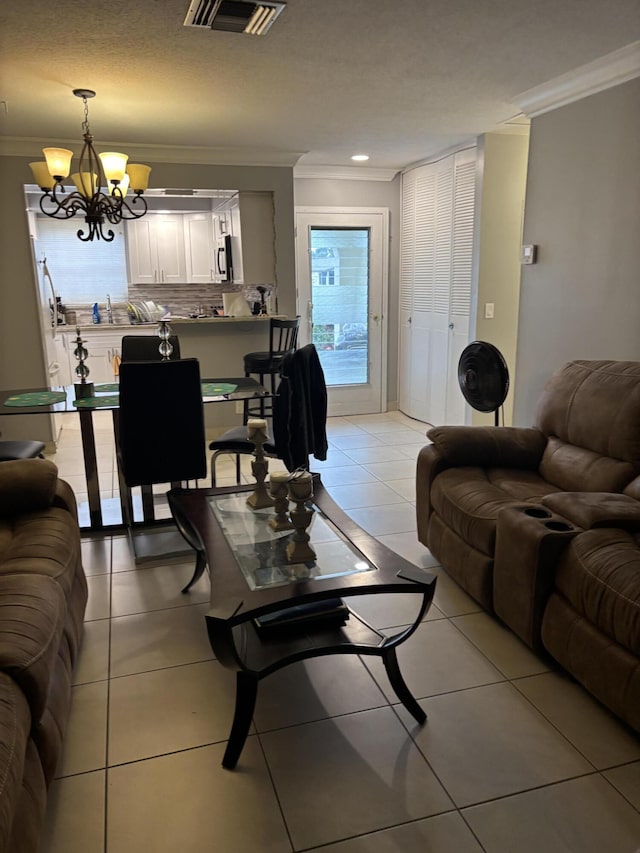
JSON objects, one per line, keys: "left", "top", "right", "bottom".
{"left": 398, "top": 149, "right": 476, "bottom": 425}
{"left": 446, "top": 149, "right": 476, "bottom": 424}
{"left": 399, "top": 171, "right": 417, "bottom": 417}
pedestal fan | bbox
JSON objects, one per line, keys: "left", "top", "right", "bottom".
{"left": 458, "top": 341, "right": 509, "bottom": 426}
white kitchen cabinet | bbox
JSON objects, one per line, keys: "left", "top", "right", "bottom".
{"left": 63, "top": 328, "right": 158, "bottom": 384}
{"left": 184, "top": 213, "right": 216, "bottom": 284}
{"left": 126, "top": 197, "right": 274, "bottom": 286}
{"left": 226, "top": 192, "right": 275, "bottom": 285}
{"left": 126, "top": 216, "right": 187, "bottom": 285}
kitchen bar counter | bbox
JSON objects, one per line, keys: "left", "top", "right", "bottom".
{"left": 169, "top": 315, "right": 282, "bottom": 324}
{"left": 69, "top": 315, "right": 279, "bottom": 331}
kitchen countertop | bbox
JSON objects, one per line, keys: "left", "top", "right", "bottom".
{"left": 61, "top": 316, "right": 280, "bottom": 331}
{"left": 168, "top": 315, "right": 280, "bottom": 324}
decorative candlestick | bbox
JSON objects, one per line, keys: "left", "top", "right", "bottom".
{"left": 157, "top": 319, "right": 173, "bottom": 360}
{"left": 73, "top": 326, "right": 94, "bottom": 399}
{"left": 286, "top": 470, "right": 316, "bottom": 562}
{"left": 268, "top": 471, "right": 294, "bottom": 531}
{"left": 246, "top": 418, "right": 275, "bottom": 509}
{"left": 257, "top": 285, "right": 269, "bottom": 316}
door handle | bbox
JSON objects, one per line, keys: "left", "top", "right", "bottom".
{"left": 448, "top": 322, "right": 454, "bottom": 330}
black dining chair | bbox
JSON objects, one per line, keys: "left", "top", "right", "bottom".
{"left": 242, "top": 316, "right": 300, "bottom": 419}
{"left": 116, "top": 358, "right": 208, "bottom": 588}
{"left": 209, "top": 343, "right": 328, "bottom": 485}
{"left": 0, "top": 440, "right": 45, "bottom": 461}
{"left": 121, "top": 334, "right": 181, "bottom": 362}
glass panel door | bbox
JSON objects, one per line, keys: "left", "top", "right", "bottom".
{"left": 310, "top": 227, "right": 369, "bottom": 387}
{"left": 296, "top": 209, "right": 388, "bottom": 416}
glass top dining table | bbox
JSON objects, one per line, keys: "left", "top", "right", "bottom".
{"left": 0, "top": 377, "right": 268, "bottom": 532}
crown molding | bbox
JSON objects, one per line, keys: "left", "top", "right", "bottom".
{"left": 293, "top": 164, "right": 399, "bottom": 181}
{"left": 0, "top": 137, "right": 304, "bottom": 168}
{"left": 402, "top": 141, "right": 477, "bottom": 173}
{"left": 513, "top": 40, "right": 640, "bottom": 118}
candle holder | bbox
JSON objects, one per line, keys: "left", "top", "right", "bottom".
{"left": 285, "top": 471, "right": 316, "bottom": 563}
{"left": 256, "top": 285, "right": 269, "bottom": 316}
{"left": 157, "top": 320, "right": 173, "bottom": 360}
{"left": 268, "top": 472, "right": 294, "bottom": 531}
{"left": 246, "top": 418, "right": 275, "bottom": 510}
{"left": 73, "top": 326, "right": 94, "bottom": 399}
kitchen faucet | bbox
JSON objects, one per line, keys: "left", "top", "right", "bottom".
{"left": 106, "top": 294, "right": 113, "bottom": 324}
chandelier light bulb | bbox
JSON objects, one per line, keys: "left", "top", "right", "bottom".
{"left": 29, "top": 162, "right": 56, "bottom": 190}
{"left": 126, "top": 164, "right": 151, "bottom": 192}
{"left": 99, "top": 151, "right": 128, "bottom": 183}
{"left": 117, "top": 172, "right": 130, "bottom": 198}
{"left": 71, "top": 172, "right": 98, "bottom": 199}
{"left": 43, "top": 147, "right": 73, "bottom": 179}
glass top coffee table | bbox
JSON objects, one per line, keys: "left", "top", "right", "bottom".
{"left": 169, "top": 476, "right": 436, "bottom": 769}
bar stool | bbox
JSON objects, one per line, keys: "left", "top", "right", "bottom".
{"left": 243, "top": 316, "right": 299, "bottom": 420}
{"left": 0, "top": 441, "right": 45, "bottom": 462}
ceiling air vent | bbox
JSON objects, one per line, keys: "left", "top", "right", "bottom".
{"left": 184, "top": 0, "right": 285, "bottom": 35}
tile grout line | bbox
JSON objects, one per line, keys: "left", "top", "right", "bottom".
{"left": 102, "top": 535, "right": 114, "bottom": 853}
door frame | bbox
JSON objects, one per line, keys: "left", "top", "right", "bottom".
{"left": 295, "top": 206, "right": 389, "bottom": 416}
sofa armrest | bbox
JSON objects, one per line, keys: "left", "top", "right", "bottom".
{"left": 0, "top": 459, "right": 58, "bottom": 516}
{"left": 416, "top": 444, "right": 450, "bottom": 543}
{"left": 541, "top": 491, "right": 640, "bottom": 530}
{"left": 426, "top": 426, "right": 547, "bottom": 469}
{"left": 494, "top": 504, "right": 580, "bottom": 652}
{"left": 53, "top": 478, "right": 79, "bottom": 520}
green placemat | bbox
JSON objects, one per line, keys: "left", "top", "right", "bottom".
{"left": 4, "top": 391, "right": 66, "bottom": 407}
{"left": 94, "top": 383, "right": 120, "bottom": 392}
{"left": 201, "top": 382, "right": 238, "bottom": 396}
{"left": 73, "top": 395, "right": 120, "bottom": 408}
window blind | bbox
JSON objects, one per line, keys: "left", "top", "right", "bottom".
{"left": 33, "top": 216, "right": 128, "bottom": 303}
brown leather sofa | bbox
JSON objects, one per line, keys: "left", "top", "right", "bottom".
{"left": 416, "top": 360, "right": 640, "bottom": 732}
{"left": 0, "top": 459, "right": 87, "bottom": 853}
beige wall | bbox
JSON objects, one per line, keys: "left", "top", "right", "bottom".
{"left": 472, "top": 132, "right": 530, "bottom": 426}
{"left": 0, "top": 157, "right": 295, "bottom": 441}
{"left": 513, "top": 78, "right": 640, "bottom": 425}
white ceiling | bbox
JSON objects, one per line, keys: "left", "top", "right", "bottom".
{"left": 1, "top": 0, "right": 639, "bottom": 174}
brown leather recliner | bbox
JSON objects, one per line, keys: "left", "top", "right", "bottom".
{"left": 0, "top": 459, "right": 87, "bottom": 853}
{"left": 416, "top": 360, "right": 640, "bottom": 731}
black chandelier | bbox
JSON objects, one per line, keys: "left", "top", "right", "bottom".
{"left": 29, "top": 89, "right": 151, "bottom": 242}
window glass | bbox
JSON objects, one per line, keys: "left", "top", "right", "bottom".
{"left": 34, "top": 216, "right": 128, "bottom": 303}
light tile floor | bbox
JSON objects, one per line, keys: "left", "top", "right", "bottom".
{"left": 41, "top": 411, "right": 640, "bottom": 852}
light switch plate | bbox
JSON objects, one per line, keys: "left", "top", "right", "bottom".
{"left": 521, "top": 244, "right": 538, "bottom": 264}
{"left": 484, "top": 302, "right": 495, "bottom": 319}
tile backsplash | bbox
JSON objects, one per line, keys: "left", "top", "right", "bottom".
{"left": 65, "top": 283, "right": 277, "bottom": 326}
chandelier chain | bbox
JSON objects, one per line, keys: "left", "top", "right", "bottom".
{"left": 81, "top": 96, "right": 91, "bottom": 137}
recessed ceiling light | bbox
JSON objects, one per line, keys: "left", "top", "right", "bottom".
{"left": 351, "top": 154, "right": 370, "bottom": 162}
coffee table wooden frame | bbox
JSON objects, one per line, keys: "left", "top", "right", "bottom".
{"left": 169, "top": 476, "right": 436, "bottom": 769}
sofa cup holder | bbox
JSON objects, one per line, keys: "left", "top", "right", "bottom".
{"left": 544, "top": 520, "right": 574, "bottom": 532}
{"left": 523, "top": 507, "right": 552, "bottom": 519}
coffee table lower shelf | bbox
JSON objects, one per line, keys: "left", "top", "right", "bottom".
{"left": 169, "top": 479, "right": 437, "bottom": 770}
{"left": 207, "top": 592, "right": 435, "bottom": 770}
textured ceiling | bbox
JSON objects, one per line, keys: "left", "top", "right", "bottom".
{"left": 0, "top": 0, "right": 639, "bottom": 172}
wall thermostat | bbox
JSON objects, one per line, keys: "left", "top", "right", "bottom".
{"left": 521, "top": 244, "right": 538, "bottom": 264}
